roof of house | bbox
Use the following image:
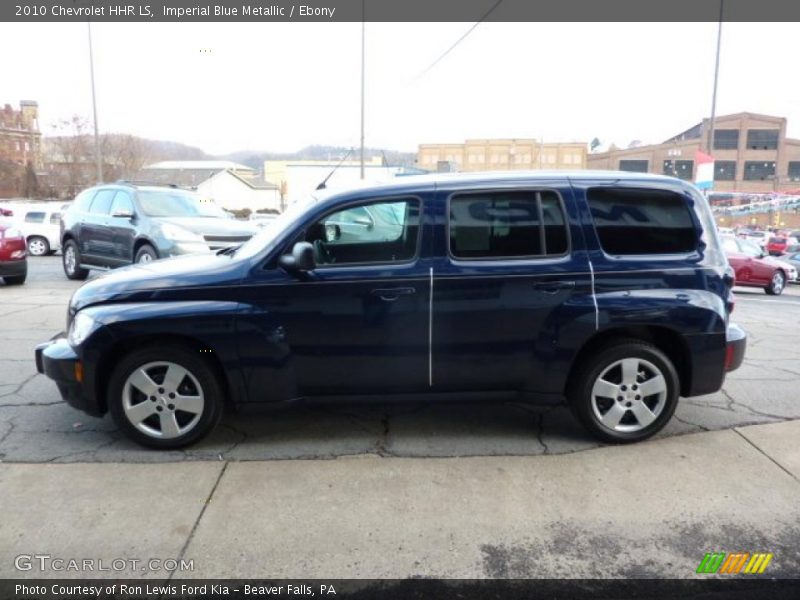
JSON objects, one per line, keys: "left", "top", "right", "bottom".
{"left": 144, "top": 160, "right": 254, "bottom": 171}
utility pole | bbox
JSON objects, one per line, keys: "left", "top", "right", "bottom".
{"left": 359, "top": 0, "right": 365, "bottom": 180}
{"left": 87, "top": 21, "right": 103, "bottom": 183}
{"left": 706, "top": 0, "right": 724, "bottom": 156}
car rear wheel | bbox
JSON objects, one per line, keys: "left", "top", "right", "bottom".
{"left": 134, "top": 244, "right": 158, "bottom": 264}
{"left": 27, "top": 236, "right": 50, "bottom": 256}
{"left": 765, "top": 271, "right": 785, "bottom": 295}
{"left": 108, "top": 344, "right": 224, "bottom": 449}
{"left": 62, "top": 240, "right": 89, "bottom": 280}
{"left": 567, "top": 339, "right": 679, "bottom": 443}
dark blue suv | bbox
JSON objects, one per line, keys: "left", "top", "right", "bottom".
{"left": 35, "top": 171, "right": 746, "bottom": 449}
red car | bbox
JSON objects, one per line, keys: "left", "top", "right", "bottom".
{"left": 766, "top": 235, "right": 798, "bottom": 256}
{"left": 722, "top": 236, "right": 788, "bottom": 295}
{"left": 0, "top": 222, "right": 27, "bottom": 285}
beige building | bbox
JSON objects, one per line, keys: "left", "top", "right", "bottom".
{"left": 587, "top": 112, "right": 800, "bottom": 193}
{"left": 417, "top": 139, "right": 587, "bottom": 172}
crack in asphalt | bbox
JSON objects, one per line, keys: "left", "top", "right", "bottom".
{"left": 671, "top": 414, "right": 710, "bottom": 431}
{"left": 720, "top": 389, "right": 791, "bottom": 421}
{"left": 0, "top": 400, "right": 65, "bottom": 408}
{"left": 0, "top": 372, "right": 40, "bottom": 399}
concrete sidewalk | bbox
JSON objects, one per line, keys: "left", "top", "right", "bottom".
{"left": 2, "top": 421, "right": 799, "bottom": 579}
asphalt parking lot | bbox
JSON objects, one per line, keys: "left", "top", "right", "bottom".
{"left": 1, "top": 255, "right": 799, "bottom": 464}
{"left": 2, "top": 256, "right": 800, "bottom": 581}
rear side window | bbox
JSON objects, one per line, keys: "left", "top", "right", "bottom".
{"left": 587, "top": 187, "right": 698, "bottom": 255}
{"left": 24, "top": 212, "right": 45, "bottom": 223}
{"left": 49, "top": 212, "right": 61, "bottom": 224}
{"left": 88, "top": 189, "right": 116, "bottom": 215}
{"left": 72, "top": 190, "right": 96, "bottom": 212}
{"left": 449, "top": 190, "right": 568, "bottom": 259}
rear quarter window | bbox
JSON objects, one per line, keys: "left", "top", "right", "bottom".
{"left": 587, "top": 187, "right": 698, "bottom": 255}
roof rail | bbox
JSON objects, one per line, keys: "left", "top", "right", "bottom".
{"left": 115, "top": 179, "right": 180, "bottom": 188}
{"left": 114, "top": 180, "right": 199, "bottom": 191}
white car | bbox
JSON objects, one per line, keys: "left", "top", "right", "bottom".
{"left": 13, "top": 204, "right": 63, "bottom": 256}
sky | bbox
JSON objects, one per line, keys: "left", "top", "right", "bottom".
{"left": 1, "top": 21, "right": 799, "bottom": 155}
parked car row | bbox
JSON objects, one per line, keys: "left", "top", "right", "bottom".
{"left": 720, "top": 234, "right": 798, "bottom": 295}
{"left": 0, "top": 201, "right": 68, "bottom": 257}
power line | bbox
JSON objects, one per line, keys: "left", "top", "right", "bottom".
{"left": 412, "top": 0, "right": 504, "bottom": 82}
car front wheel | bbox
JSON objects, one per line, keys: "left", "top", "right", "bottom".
{"left": 62, "top": 240, "right": 90, "bottom": 280}
{"left": 568, "top": 340, "right": 679, "bottom": 443}
{"left": 108, "top": 344, "right": 224, "bottom": 449}
{"left": 765, "top": 271, "right": 785, "bottom": 295}
{"left": 134, "top": 244, "right": 158, "bottom": 264}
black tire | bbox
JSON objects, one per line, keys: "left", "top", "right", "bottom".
{"left": 62, "top": 239, "right": 90, "bottom": 280}
{"left": 107, "top": 344, "right": 224, "bottom": 449}
{"left": 27, "top": 236, "right": 50, "bottom": 256}
{"left": 567, "top": 339, "right": 680, "bottom": 444}
{"left": 764, "top": 270, "right": 785, "bottom": 296}
{"left": 3, "top": 272, "right": 26, "bottom": 285}
{"left": 134, "top": 244, "right": 158, "bottom": 264}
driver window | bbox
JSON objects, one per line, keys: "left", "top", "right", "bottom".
{"left": 305, "top": 198, "right": 420, "bottom": 266}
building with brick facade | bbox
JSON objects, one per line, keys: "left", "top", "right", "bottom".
{"left": 0, "top": 101, "right": 42, "bottom": 197}
{"left": 587, "top": 112, "right": 800, "bottom": 194}
{"left": 417, "top": 139, "right": 587, "bottom": 173}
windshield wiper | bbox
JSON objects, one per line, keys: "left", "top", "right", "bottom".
{"left": 216, "top": 244, "right": 242, "bottom": 256}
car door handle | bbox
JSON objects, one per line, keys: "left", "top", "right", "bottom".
{"left": 370, "top": 287, "right": 416, "bottom": 301}
{"left": 532, "top": 281, "right": 576, "bottom": 294}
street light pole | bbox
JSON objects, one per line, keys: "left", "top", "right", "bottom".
{"left": 706, "top": 0, "right": 724, "bottom": 156}
{"left": 359, "top": 0, "right": 365, "bottom": 180}
{"left": 87, "top": 21, "right": 103, "bottom": 183}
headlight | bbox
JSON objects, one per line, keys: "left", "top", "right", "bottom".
{"left": 68, "top": 312, "right": 98, "bottom": 347}
{"left": 159, "top": 223, "right": 205, "bottom": 243}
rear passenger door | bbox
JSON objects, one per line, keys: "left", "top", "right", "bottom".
{"left": 431, "top": 182, "right": 594, "bottom": 394}
{"left": 80, "top": 189, "right": 115, "bottom": 264}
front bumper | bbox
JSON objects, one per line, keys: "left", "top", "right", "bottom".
{"left": 725, "top": 323, "right": 746, "bottom": 372}
{"left": 35, "top": 334, "right": 102, "bottom": 416}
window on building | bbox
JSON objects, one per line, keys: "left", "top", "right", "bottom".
{"left": 587, "top": 187, "right": 698, "bottom": 255}
{"left": 24, "top": 211, "right": 45, "bottom": 223}
{"left": 714, "top": 160, "right": 736, "bottom": 181}
{"left": 746, "top": 129, "right": 779, "bottom": 150}
{"left": 619, "top": 160, "right": 649, "bottom": 173}
{"left": 449, "top": 190, "right": 568, "bottom": 259}
{"left": 743, "top": 161, "right": 776, "bottom": 181}
{"left": 663, "top": 160, "right": 694, "bottom": 180}
{"left": 713, "top": 129, "right": 739, "bottom": 150}
{"left": 788, "top": 162, "right": 800, "bottom": 182}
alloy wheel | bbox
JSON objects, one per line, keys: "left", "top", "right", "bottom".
{"left": 121, "top": 361, "right": 205, "bottom": 439}
{"left": 590, "top": 357, "right": 668, "bottom": 433}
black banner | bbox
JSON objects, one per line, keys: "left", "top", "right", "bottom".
{"left": 3, "top": 579, "right": 800, "bottom": 600}
{"left": 2, "top": 0, "right": 800, "bottom": 23}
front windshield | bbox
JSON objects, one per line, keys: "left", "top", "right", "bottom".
{"left": 138, "top": 190, "right": 228, "bottom": 218}
{"left": 234, "top": 195, "right": 319, "bottom": 260}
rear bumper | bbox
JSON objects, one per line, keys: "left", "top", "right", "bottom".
{"left": 0, "top": 258, "right": 27, "bottom": 277}
{"left": 35, "top": 334, "right": 103, "bottom": 416}
{"left": 725, "top": 323, "right": 746, "bottom": 372}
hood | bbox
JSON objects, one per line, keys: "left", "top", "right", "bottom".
{"left": 154, "top": 217, "right": 259, "bottom": 237}
{"left": 69, "top": 253, "right": 248, "bottom": 312}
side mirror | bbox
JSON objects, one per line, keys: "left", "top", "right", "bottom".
{"left": 325, "top": 223, "right": 341, "bottom": 242}
{"left": 279, "top": 241, "right": 316, "bottom": 273}
{"left": 112, "top": 209, "right": 134, "bottom": 219}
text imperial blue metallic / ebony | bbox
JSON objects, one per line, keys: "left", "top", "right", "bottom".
{"left": 35, "top": 171, "right": 746, "bottom": 449}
